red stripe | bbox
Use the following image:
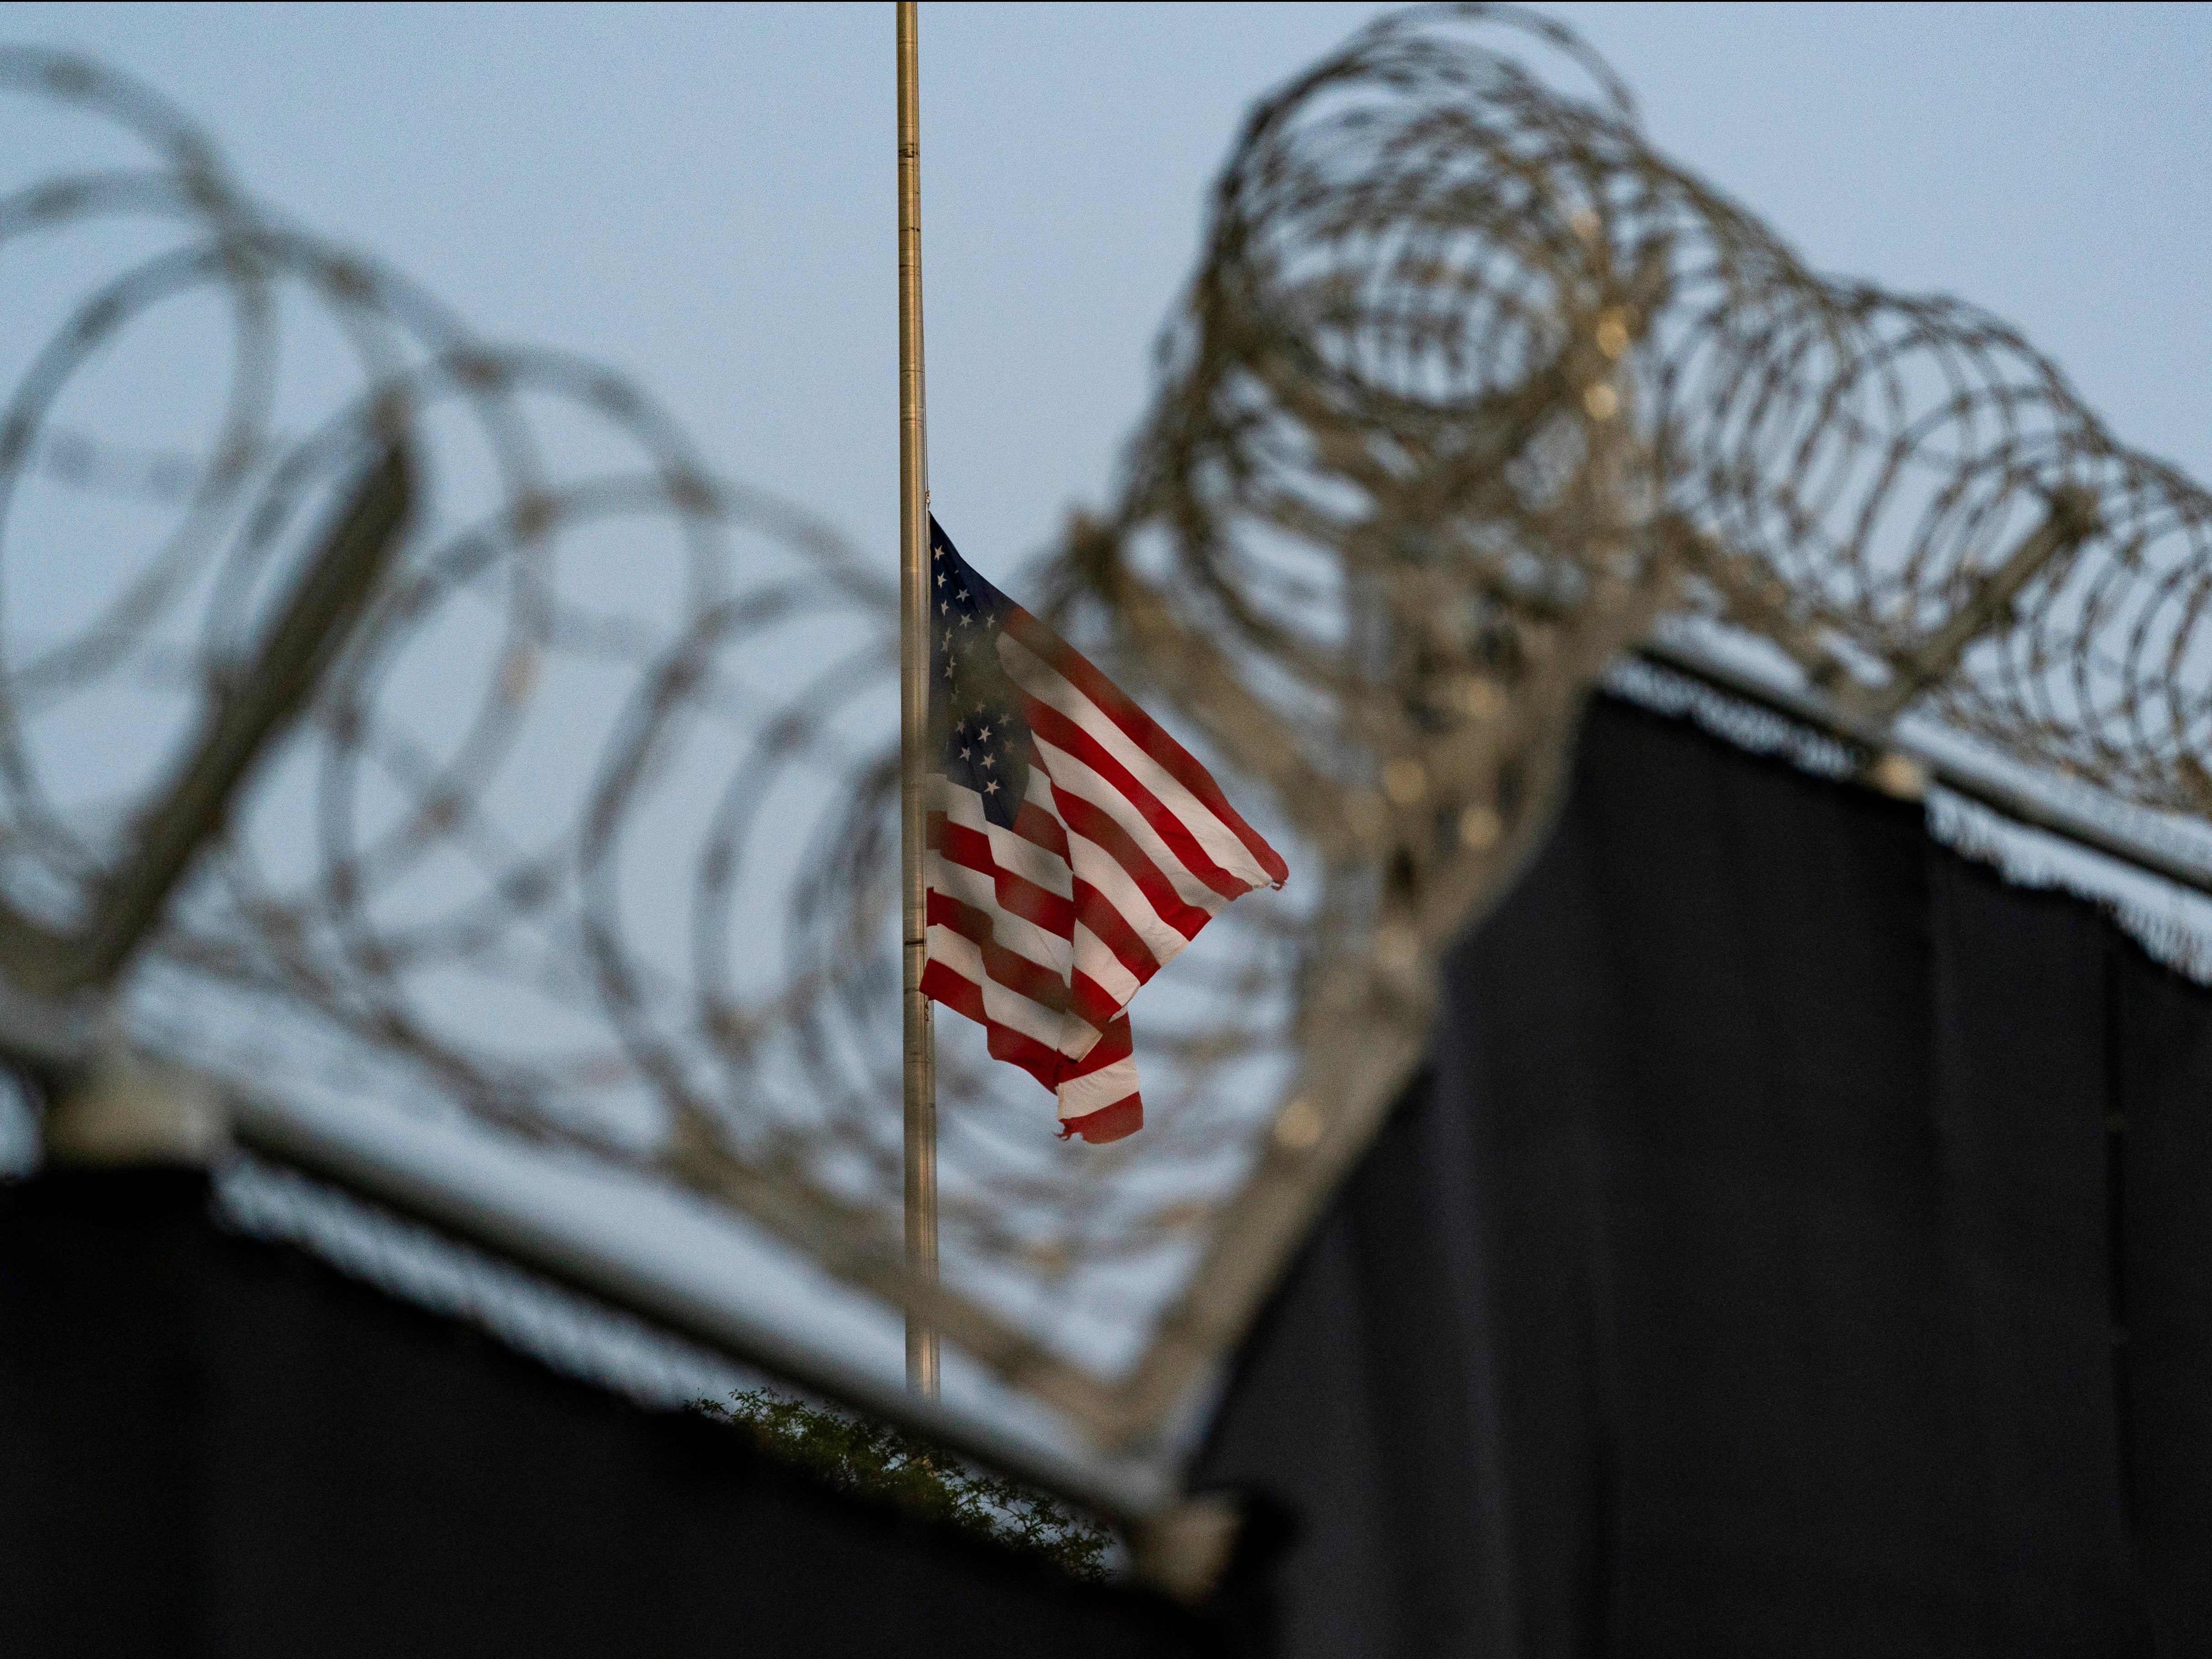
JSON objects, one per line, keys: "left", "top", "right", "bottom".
{"left": 920, "top": 956, "right": 986, "bottom": 1026}
{"left": 925, "top": 891, "right": 1068, "bottom": 1015}
{"left": 1021, "top": 693, "right": 1249, "bottom": 903}
{"left": 1053, "top": 789, "right": 1213, "bottom": 942}
{"left": 1071, "top": 877, "right": 1160, "bottom": 984}
{"left": 1068, "top": 970, "right": 1122, "bottom": 1033}
{"left": 1058, "top": 1093, "right": 1142, "bottom": 1144}
{"left": 1004, "top": 605, "right": 1288, "bottom": 887}
{"left": 929, "top": 802, "right": 1066, "bottom": 877}
{"left": 920, "top": 959, "right": 1061, "bottom": 1090}
{"left": 1012, "top": 796, "right": 1069, "bottom": 864}
{"left": 1057, "top": 1010, "right": 1131, "bottom": 1075}
{"left": 933, "top": 819, "right": 1075, "bottom": 939}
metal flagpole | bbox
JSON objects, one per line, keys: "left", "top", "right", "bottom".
{"left": 896, "top": 0, "right": 940, "bottom": 1398}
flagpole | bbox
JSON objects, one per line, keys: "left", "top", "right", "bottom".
{"left": 896, "top": 0, "right": 940, "bottom": 1398}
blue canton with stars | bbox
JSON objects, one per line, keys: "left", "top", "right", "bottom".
{"left": 930, "top": 515, "right": 1032, "bottom": 830}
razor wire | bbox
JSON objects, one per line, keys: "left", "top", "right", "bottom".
{"left": 4, "top": 6, "right": 2210, "bottom": 1427}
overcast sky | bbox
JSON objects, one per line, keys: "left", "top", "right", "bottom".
{"left": 6, "top": 1, "right": 2207, "bottom": 579}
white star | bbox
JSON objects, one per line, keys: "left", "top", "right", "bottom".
{"left": 980, "top": 753, "right": 995, "bottom": 769}
{"left": 983, "top": 779, "right": 998, "bottom": 795}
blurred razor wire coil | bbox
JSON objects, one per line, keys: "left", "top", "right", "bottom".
{"left": 4, "top": 4, "right": 2210, "bottom": 1446}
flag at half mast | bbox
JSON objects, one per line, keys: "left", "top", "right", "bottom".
{"left": 920, "top": 516, "right": 1288, "bottom": 1144}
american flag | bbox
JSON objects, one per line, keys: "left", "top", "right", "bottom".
{"left": 918, "top": 516, "right": 1288, "bottom": 1144}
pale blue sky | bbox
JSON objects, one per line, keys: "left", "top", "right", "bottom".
{"left": 6, "top": 1, "right": 2207, "bottom": 577}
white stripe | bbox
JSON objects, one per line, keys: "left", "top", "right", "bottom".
{"left": 923, "top": 924, "right": 1066, "bottom": 1049}
{"left": 1057, "top": 1054, "right": 1140, "bottom": 1120}
{"left": 1065, "top": 827, "right": 1189, "bottom": 971}
{"left": 927, "top": 855, "right": 1070, "bottom": 978}
{"left": 1031, "top": 731, "right": 1229, "bottom": 913}
{"left": 1055, "top": 1013, "right": 1102, "bottom": 1063}
{"left": 1001, "top": 632, "right": 1274, "bottom": 891}
{"left": 995, "top": 766, "right": 1072, "bottom": 898}
{"left": 1072, "top": 923, "right": 1142, "bottom": 1005}
{"left": 936, "top": 776, "right": 1070, "bottom": 900}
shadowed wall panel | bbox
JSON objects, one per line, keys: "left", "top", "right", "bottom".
{"left": 0, "top": 1171, "right": 1226, "bottom": 1659}
{"left": 1200, "top": 695, "right": 2201, "bottom": 1658}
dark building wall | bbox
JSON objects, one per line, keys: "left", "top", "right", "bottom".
{"left": 1200, "top": 695, "right": 2211, "bottom": 1658}
{"left": 0, "top": 1169, "right": 1227, "bottom": 1659}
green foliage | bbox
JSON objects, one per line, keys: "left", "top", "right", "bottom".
{"left": 696, "top": 1387, "right": 1113, "bottom": 1581}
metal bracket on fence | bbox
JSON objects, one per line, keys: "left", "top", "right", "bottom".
{"left": 1839, "top": 487, "right": 2098, "bottom": 731}
{"left": 0, "top": 443, "right": 411, "bottom": 1007}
